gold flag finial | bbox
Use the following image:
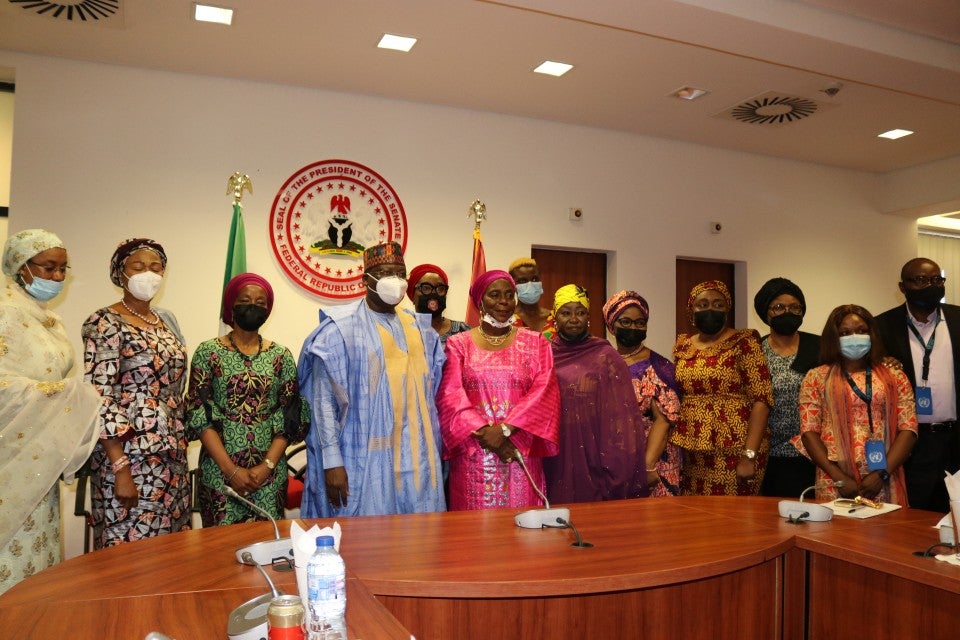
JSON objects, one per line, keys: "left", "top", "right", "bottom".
{"left": 467, "top": 198, "right": 486, "bottom": 230}
{"left": 227, "top": 172, "right": 253, "bottom": 205}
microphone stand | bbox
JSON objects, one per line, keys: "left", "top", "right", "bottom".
{"left": 778, "top": 481, "right": 845, "bottom": 524}
{"left": 223, "top": 486, "right": 295, "bottom": 570}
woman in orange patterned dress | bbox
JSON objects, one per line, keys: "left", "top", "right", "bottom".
{"left": 670, "top": 281, "right": 772, "bottom": 495}
{"left": 796, "top": 304, "right": 917, "bottom": 505}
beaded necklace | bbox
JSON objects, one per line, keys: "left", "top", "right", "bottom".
{"left": 121, "top": 299, "right": 160, "bottom": 326}
{"left": 227, "top": 332, "right": 262, "bottom": 360}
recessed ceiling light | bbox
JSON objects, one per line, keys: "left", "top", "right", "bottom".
{"left": 671, "top": 86, "right": 708, "bottom": 101}
{"left": 194, "top": 3, "right": 233, "bottom": 25}
{"left": 878, "top": 128, "right": 914, "bottom": 140}
{"left": 534, "top": 61, "right": 573, "bottom": 77}
{"left": 378, "top": 34, "right": 418, "bottom": 52}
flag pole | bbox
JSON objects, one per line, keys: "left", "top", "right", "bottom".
{"left": 220, "top": 172, "right": 251, "bottom": 333}
{"left": 465, "top": 199, "right": 487, "bottom": 327}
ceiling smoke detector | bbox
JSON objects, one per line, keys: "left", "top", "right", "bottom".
{"left": 714, "top": 91, "right": 823, "bottom": 126}
{"left": 6, "top": 0, "right": 120, "bottom": 22}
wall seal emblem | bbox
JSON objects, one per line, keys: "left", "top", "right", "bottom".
{"left": 269, "top": 159, "right": 408, "bottom": 299}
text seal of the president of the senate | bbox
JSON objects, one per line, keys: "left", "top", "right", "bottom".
{"left": 269, "top": 159, "right": 408, "bottom": 300}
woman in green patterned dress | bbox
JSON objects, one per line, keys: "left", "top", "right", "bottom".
{"left": 185, "top": 273, "right": 309, "bottom": 526}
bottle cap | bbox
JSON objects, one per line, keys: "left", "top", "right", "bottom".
{"left": 315, "top": 535, "right": 335, "bottom": 548}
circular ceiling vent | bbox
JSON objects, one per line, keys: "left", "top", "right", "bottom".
{"left": 730, "top": 95, "right": 818, "bottom": 125}
{"left": 7, "top": 0, "right": 119, "bottom": 21}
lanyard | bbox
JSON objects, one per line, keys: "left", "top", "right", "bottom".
{"left": 906, "top": 311, "right": 940, "bottom": 383}
{"left": 843, "top": 365, "right": 873, "bottom": 431}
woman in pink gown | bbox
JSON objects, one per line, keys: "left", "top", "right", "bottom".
{"left": 437, "top": 270, "right": 560, "bottom": 510}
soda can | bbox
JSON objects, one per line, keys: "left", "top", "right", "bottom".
{"left": 267, "top": 594, "right": 305, "bottom": 640}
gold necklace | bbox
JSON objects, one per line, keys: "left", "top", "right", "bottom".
{"left": 121, "top": 299, "right": 160, "bottom": 326}
{"left": 620, "top": 343, "right": 646, "bottom": 360}
{"left": 478, "top": 325, "right": 514, "bottom": 346}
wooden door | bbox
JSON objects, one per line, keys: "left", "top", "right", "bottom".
{"left": 531, "top": 248, "right": 607, "bottom": 338}
{"left": 675, "top": 258, "right": 735, "bottom": 338}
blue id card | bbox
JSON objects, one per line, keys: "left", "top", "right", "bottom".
{"left": 915, "top": 386, "right": 933, "bottom": 416}
{"left": 865, "top": 440, "right": 888, "bottom": 471}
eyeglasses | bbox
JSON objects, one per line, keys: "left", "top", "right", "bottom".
{"left": 416, "top": 282, "right": 448, "bottom": 296}
{"left": 769, "top": 303, "right": 803, "bottom": 315}
{"left": 903, "top": 275, "right": 946, "bottom": 287}
{"left": 692, "top": 300, "right": 728, "bottom": 312}
{"left": 28, "top": 261, "right": 70, "bottom": 276}
{"left": 615, "top": 317, "right": 647, "bottom": 329}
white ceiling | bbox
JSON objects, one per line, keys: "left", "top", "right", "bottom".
{"left": 0, "top": 0, "right": 959, "bottom": 173}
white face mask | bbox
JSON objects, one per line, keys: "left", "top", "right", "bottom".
{"left": 369, "top": 275, "right": 407, "bottom": 306}
{"left": 126, "top": 271, "right": 164, "bottom": 302}
{"left": 482, "top": 312, "right": 515, "bottom": 329}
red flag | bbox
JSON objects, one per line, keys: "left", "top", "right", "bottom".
{"left": 465, "top": 226, "right": 486, "bottom": 326}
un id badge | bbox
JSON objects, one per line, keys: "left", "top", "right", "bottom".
{"left": 865, "top": 439, "right": 888, "bottom": 471}
{"left": 915, "top": 386, "right": 933, "bottom": 416}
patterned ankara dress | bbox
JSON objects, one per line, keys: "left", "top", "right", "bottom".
{"left": 185, "top": 338, "right": 310, "bottom": 527}
{"left": 82, "top": 307, "right": 191, "bottom": 548}
{"left": 671, "top": 329, "right": 773, "bottom": 496}
{"left": 437, "top": 329, "right": 560, "bottom": 510}
{"left": 796, "top": 364, "right": 917, "bottom": 506}
{"left": 627, "top": 352, "right": 683, "bottom": 497}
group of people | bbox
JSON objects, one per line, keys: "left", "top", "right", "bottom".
{"left": 2, "top": 228, "right": 958, "bottom": 596}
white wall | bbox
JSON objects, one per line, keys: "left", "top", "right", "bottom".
{"left": 1, "top": 51, "right": 918, "bottom": 558}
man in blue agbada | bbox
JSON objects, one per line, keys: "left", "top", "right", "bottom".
{"left": 298, "top": 241, "right": 447, "bottom": 517}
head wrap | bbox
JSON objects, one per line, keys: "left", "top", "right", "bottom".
{"left": 222, "top": 272, "right": 275, "bottom": 325}
{"left": 469, "top": 270, "right": 515, "bottom": 309}
{"left": 602, "top": 290, "right": 649, "bottom": 332}
{"left": 553, "top": 284, "right": 590, "bottom": 314}
{"left": 109, "top": 238, "right": 167, "bottom": 286}
{"left": 406, "top": 263, "right": 449, "bottom": 301}
{"left": 687, "top": 280, "right": 731, "bottom": 309}
{"left": 363, "top": 241, "right": 405, "bottom": 270}
{"left": 2, "top": 229, "right": 65, "bottom": 277}
{"left": 508, "top": 257, "right": 537, "bottom": 275}
{"left": 753, "top": 277, "right": 806, "bottom": 324}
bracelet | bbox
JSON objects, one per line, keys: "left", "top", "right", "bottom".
{"left": 646, "top": 467, "right": 658, "bottom": 473}
{"left": 111, "top": 456, "right": 130, "bottom": 474}
{"left": 225, "top": 466, "right": 241, "bottom": 484}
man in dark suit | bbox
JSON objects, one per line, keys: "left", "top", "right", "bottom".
{"left": 876, "top": 257, "right": 960, "bottom": 512}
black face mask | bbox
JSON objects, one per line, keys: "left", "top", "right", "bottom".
{"left": 233, "top": 304, "right": 269, "bottom": 331}
{"left": 615, "top": 327, "right": 647, "bottom": 348}
{"left": 769, "top": 313, "right": 802, "bottom": 336}
{"left": 416, "top": 293, "right": 447, "bottom": 317}
{"left": 559, "top": 328, "right": 589, "bottom": 343}
{"left": 693, "top": 310, "right": 726, "bottom": 336}
{"left": 905, "top": 285, "right": 945, "bottom": 311}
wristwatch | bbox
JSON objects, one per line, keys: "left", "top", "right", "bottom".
{"left": 501, "top": 424, "right": 512, "bottom": 438}
{"left": 742, "top": 449, "right": 757, "bottom": 461}
{"left": 876, "top": 469, "right": 890, "bottom": 483}
{"left": 264, "top": 457, "right": 276, "bottom": 471}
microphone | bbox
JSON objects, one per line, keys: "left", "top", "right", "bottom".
{"left": 241, "top": 551, "right": 283, "bottom": 599}
{"left": 778, "top": 480, "right": 845, "bottom": 523}
{"left": 556, "top": 517, "right": 593, "bottom": 549}
{"left": 512, "top": 451, "right": 571, "bottom": 529}
{"left": 226, "top": 552, "right": 284, "bottom": 640}
{"left": 223, "top": 485, "right": 295, "bottom": 568}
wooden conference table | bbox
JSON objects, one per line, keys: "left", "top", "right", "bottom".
{"left": 0, "top": 497, "right": 957, "bottom": 639}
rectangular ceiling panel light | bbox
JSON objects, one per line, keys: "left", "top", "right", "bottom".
{"left": 878, "top": 128, "right": 914, "bottom": 140}
{"left": 378, "top": 34, "right": 418, "bottom": 52}
{"left": 194, "top": 4, "right": 234, "bottom": 25}
{"left": 534, "top": 61, "right": 573, "bottom": 77}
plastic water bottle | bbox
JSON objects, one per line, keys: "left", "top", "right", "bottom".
{"left": 306, "top": 535, "right": 346, "bottom": 640}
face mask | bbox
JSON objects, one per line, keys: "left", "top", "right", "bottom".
{"left": 615, "top": 327, "right": 646, "bottom": 348}
{"left": 769, "top": 313, "right": 803, "bottom": 336}
{"left": 126, "top": 271, "right": 164, "bottom": 302}
{"left": 839, "top": 334, "right": 871, "bottom": 361}
{"left": 416, "top": 293, "right": 446, "bottom": 317}
{"left": 233, "top": 304, "right": 269, "bottom": 331}
{"left": 693, "top": 310, "right": 726, "bottom": 335}
{"left": 516, "top": 281, "right": 544, "bottom": 305}
{"left": 904, "top": 285, "right": 944, "bottom": 311}
{"left": 368, "top": 275, "right": 407, "bottom": 306}
{"left": 559, "top": 328, "right": 589, "bottom": 343}
{"left": 23, "top": 265, "right": 64, "bottom": 302}
{"left": 482, "top": 312, "right": 514, "bottom": 329}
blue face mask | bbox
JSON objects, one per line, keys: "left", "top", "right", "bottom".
{"left": 839, "top": 334, "right": 871, "bottom": 361}
{"left": 516, "top": 281, "right": 543, "bottom": 305}
{"left": 23, "top": 265, "right": 65, "bottom": 302}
